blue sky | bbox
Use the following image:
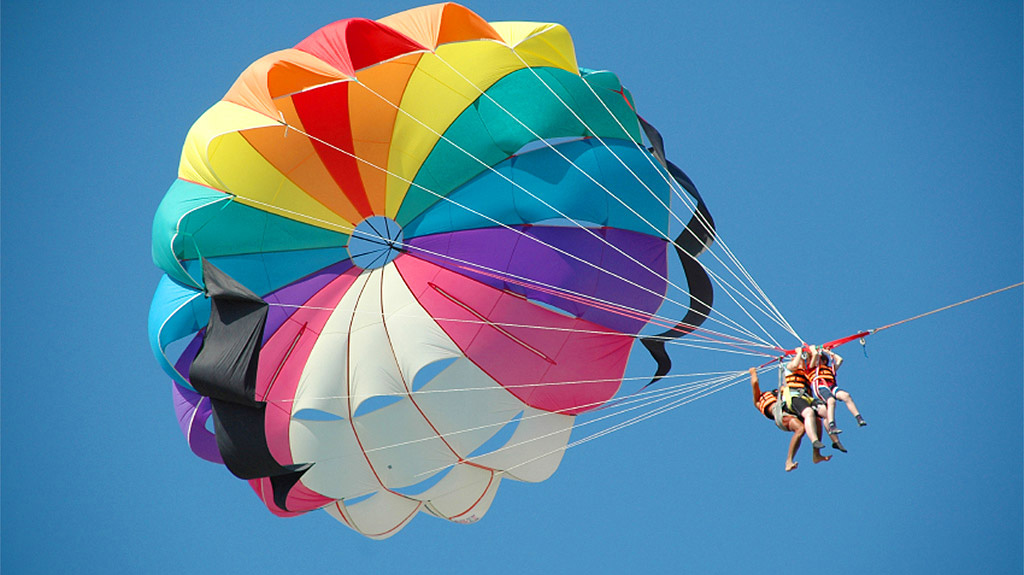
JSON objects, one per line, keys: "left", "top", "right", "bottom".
{"left": 2, "top": 1, "right": 1021, "bottom": 574}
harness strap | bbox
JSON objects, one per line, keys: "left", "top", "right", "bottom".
{"left": 772, "top": 398, "right": 788, "bottom": 431}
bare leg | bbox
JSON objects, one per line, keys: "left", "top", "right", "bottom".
{"left": 801, "top": 408, "right": 822, "bottom": 447}
{"left": 837, "top": 390, "right": 861, "bottom": 418}
{"left": 814, "top": 402, "right": 836, "bottom": 433}
{"left": 825, "top": 407, "right": 849, "bottom": 452}
{"left": 785, "top": 418, "right": 804, "bottom": 472}
{"left": 814, "top": 402, "right": 828, "bottom": 421}
{"left": 827, "top": 397, "right": 837, "bottom": 427}
{"left": 812, "top": 418, "right": 831, "bottom": 463}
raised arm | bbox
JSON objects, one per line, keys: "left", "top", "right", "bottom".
{"left": 785, "top": 347, "right": 806, "bottom": 372}
{"left": 808, "top": 345, "right": 822, "bottom": 368}
{"left": 831, "top": 350, "right": 844, "bottom": 370}
{"left": 750, "top": 367, "right": 761, "bottom": 405}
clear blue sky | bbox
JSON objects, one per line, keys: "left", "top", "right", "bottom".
{"left": 2, "top": 1, "right": 1021, "bottom": 574}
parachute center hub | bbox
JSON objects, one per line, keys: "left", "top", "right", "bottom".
{"left": 348, "top": 216, "right": 405, "bottom": 269}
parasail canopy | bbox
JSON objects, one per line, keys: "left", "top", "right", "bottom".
{"left": 149, "top": 2, "right": 714, "bottom": 538}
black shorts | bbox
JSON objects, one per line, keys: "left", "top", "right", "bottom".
{"left": 815, "top": 386, "right": 835, "bottom": 402}
{"left": 784, "top": 394, "right": 820, "bottom": 417}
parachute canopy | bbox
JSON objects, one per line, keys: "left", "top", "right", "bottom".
{"left": 149, "top": 2, "right": 713, "bottom": 538}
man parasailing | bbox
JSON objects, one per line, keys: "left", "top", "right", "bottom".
{"left": 750, "top": 367, "right": 830, "bottom": 471}
{"left": 782, "top": 346, "right": 847, "bottom": 453}
{"left": 807, "top": 345, "right": 866, "bottom": 434}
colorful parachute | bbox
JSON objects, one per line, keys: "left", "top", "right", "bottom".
{"left": 149, "top": 3, "right": 714, "bottom": 538}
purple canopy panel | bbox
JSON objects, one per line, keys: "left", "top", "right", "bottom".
{"left": 262, "top": 260, "right": 355, "bottom": 344}
{"left": 407, "top": 226, "right": 668, "bottom": 335}
{"left": 171, "top": 381, "right": 222, "bottom": 463}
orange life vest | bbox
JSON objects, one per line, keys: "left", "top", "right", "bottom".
{"left": 784, "top": 369, "right": 809, "bottom": 390}
{"left": 756, "top": 390, "right": 777, "bottom": 419}
{"left": 810, "top": 364, "right": 836, "bottom": 386}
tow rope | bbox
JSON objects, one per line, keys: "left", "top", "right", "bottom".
{"left": 761, "top": 282, "right": 1023, "bottom": 367}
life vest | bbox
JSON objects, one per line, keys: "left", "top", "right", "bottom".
{"left": 756, "top": 389, "right": 790, "bottom": 431}
{"left": 780, "top": 367, "right": 813, "bottom": 413}
{"left": 756, "top": 390, "right": 777, "bottom": 419}
{"left": 810, "top": 363, "right": 836, "bottom": 386}
{"left": 784, "top": 368, "right": 809, "bottom": 390}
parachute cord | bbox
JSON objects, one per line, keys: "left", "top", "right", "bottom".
{"left": 228, "top": 198, "right": 742, "bottom": 344}
{"left": 564, "top": 373, "right": 743, "bottom": 449}
{"left": 405, "top": 370, "right": 746, "bottom": 479}
{"left": 347, "top": 78, "right": 716, "bottom": 329}
{"left": 213, "top": 196, "right": 777, "bottom": 352}
{"left": 379, "top": 372, "right": 743, "bottom": 507}
{"left": 265, "top": 299, "right": 777, "bottom": 356}
{"left": 215, "top": 63, "right": 800, "bottom": 350}
{"left": 414, "top": 52, "right": 780, "bottom": 341}
{"left": 485, "top": 373, "right": 744, "bottom": 476}
{"left": 501, "top": 49, "right": 800, "bottom": 344}
{"left": 180, "top": 235, "right": 205, "bottom": 289}
{"left": 167, "top": 195, "right": 235, "bottom": 289}
{"left": 179, "top": 52, "right": 815, "bottom": 394}
{"left": 416, "top": 57, "right": 688, "bottom": 286}
{"left": 431, "top": 259, "right": 775, "bottom": 350}
{"left": 234, "top": 184, "right": 724, "bottom": 341}
{"left": 269, "top": 370, "right": 754, "bottom": 406}
{"left": 415, "top": 50, "right": 793, "bottom": 347}
{"left": 249, "top": 118, "right": 767, "bottom": 347}
{"left": 513, "top": 62, "right": 797, "bottom": 345}
{"left": 297, "top": 369, "right": 735, "bottom": 472}
{"left": 670, "top": 189, "right": 801, "bottom": 342}
{"left": 693, "top": 271, "right": 787, "bottom": 350}
{"left": 361, "top": 217, "right": 777, "bottom": 350}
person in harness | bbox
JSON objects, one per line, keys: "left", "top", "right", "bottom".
{"left": 750, "top": 367, "right": 829, "bottom": 472}
{"left": 807, "top": 345, "right": 866, "bottom": 435}
{"left": 783, "top": 346, "right": 847, "bottom": 453}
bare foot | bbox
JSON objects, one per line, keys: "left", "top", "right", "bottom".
{"left": 813, "top": 453, "right": 832, "bottom": 464}
{"left": 785, "top": 461, "right": 799, "bottom": 472}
